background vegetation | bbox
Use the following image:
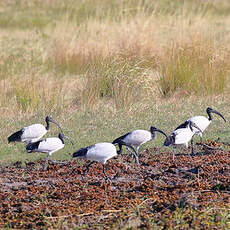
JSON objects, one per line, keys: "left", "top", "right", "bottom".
{"left": 0, "top": 0, "right": 230, "bottom": 228}
{"left": 1, "top": 0, "right": 230, "bottom": 115}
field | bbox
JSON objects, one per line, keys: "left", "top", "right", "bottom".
{"left": 0, "top": 0, "right": 230, "bottom": 229}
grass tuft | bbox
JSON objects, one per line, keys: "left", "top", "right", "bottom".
{"left": 158, "top": 37, "right": 230, "bottom": 97}
{"left": 81, "top": 58, "right": 147, "bottom": 110}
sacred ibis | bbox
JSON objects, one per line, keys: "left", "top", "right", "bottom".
{"left": 26, "top": 133, "right": 73, "bottom": 170}
{"left": 72, "top": 141, "right": 138, "bottom": 181}
{"left": 164, "top": 121, "right": 202, "bottom": 161}
{"left": 8, "top": 116, "right": 62, "bottom": 144}
{"left": 112, "top": 126, "right": 167, "bottom": 163}
{"left": 187, "top": 107, "right": 226, "bottom": 151}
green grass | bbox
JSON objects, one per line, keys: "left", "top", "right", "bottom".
{"left": 0, "top": 0, "right": 229, "bottom": 165}
{"left": 161, "top": 206, "right": 230, "bottom": 229}
{"left": 2, "top": 95, "right": 230, "bottom": 164}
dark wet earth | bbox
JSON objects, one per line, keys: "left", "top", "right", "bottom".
{"left": 0, "top": 141, "right": 229, "bottom": 229}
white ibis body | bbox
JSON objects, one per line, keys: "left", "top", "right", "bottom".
{"left": 73, "top": 142, "right": 137, "bottom": 181}
{"left": 26, "top": 133, "right": 73, "bottom": 170}
{"left": 112, "top": 126, "right": 167, "bottom": 163}
{"left": 187, "top": 107, "right": 226, "bottom": 145}
{"left": 8, "top": 116, "right": 62, "bottom": 144}
{"left": 164, "top": 121, "right": 202, "bottom": 161}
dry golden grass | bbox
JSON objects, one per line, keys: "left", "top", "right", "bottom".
{"left": 159, "top": 36, "right": 230, "bottom": 96}
{"left": 0, "top": 0, "right": 230, "bottom": 116}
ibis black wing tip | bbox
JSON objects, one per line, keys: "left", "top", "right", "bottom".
{"left": 72, "top": 148, "right": 87, "bottom": 158}
{"left": 112, "top": 132, "right": 130, "bottom": 145}
{"left": 112, "top": 139, "right": 118, "bottom": 145}
{"left": 7, "top": 130, "right": 23, "bottom": 143}
{"left": 112, "top": 137, "right": 123, "bottom": 145}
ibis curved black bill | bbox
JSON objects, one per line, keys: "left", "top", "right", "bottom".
{"left": 64, "top": 135, "right": 74, "bottom": 145}
{"left": 208, "top": 108, "right": 226, "bottom": 122}
{"left": 59, "top": 133, "right": 74, "bottom": 145}
{"left": 150, "top": 126, "right": 167, "bottom": 137}
{"left": 48, "top": 117, "right": 63, "bottom": 133}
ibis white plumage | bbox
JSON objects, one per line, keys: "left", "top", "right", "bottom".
{"left": 8, "top": 116, "right": 63, "bottom": 144}
{"left": 72, "top": 141, "right": 137, "bottom": 181}
{"left": 112, "top": 126, "right": 167, "bottom": 163}
{"left": 164, "top": 121, "right": 202, "bottom": 161}
{"left": 187, "top": 107, "right": 226, "bottom": 150}
{"left": 26, "top": 133, "right": 73, "bottom": 170}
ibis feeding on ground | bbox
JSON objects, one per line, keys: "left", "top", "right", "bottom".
{"left": 187, "top": 107, "right": 226, "bottom": 151}
{"left": 72, "top": 141, "right": 138, "bottom": 181}
{"left": 8, "top": 116, "right": 63, "bottom": 144}
{"left": 26, "top": 133, "right": 73, "bottom": 170}
{"left": 112, "top": 126, "right": 167, "bottom": 164}
{"left": 164, "top": 120, "right": 203, "bottom": 161}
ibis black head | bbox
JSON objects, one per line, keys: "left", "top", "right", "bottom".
{"left": 164, "top": 133, "right": 175, "bottom": 146}
{"left": 46, "top": 116, "right": 63, "bottom": 132}
{"left": 206, "top": 107, "right": 226, "bottom": 122}
{"left": 150, "top": 126, "right": 167, "bottom": 138}
{"left": 58, "top": 133, "right": 74, "bottom": 145}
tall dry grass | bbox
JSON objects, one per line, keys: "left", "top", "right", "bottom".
{"left": 1, "top": 0, "right": 230, "bottom": 116}
{"left": 159, "top": 37, "right": 230, "bottom": 96}
{"left": 81, "top": 58, "right": 148, "bottom": 110}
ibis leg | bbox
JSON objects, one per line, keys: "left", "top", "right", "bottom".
{"left": 126, "top": 146, "right": 139, "bottom": 164}
{"left": 43, "top": 154, "right": 50, "bottom": 171}
{"left": 191, "top": 136, "right": 195, "bottom": 156}
{"left": 50, "top": 159, "right": 69, "bottom": 165}
{"left": 82, "top": 161, "right": 95, "bottom": 181}
{"left": 126, "top": 146, "right": 133, "bottom": 156}
{"left": 189, "top": 149, "right": 194, "bottom": 160}
{"left": 200, "top": 136, "right": 203, "bottom": 143}
{"left": 102, "top": 164, "right": 111, "bottom": 182}
{"left": 135, "top": 147, "right": 140, "bottom": 164}
{"left": 172, "top": 148, "right": 176, "bottom": 162}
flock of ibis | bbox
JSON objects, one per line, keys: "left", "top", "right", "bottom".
{"left": 8, "top": 107, "right": 226, "bottom": 180}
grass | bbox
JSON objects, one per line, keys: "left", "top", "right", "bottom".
{"left": 2, "top": 95, "right": 230, "bottom": 164}
{"left": 163, "top": 206, "right": 230, "bottom": 229}
{"left": 159, "top": 38, "right": 230, "bottom": 97}
{"left": 0, "top": 1, "right": 230, "bottom": 227}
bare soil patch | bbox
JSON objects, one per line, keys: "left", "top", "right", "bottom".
{"left": 0, "top": 141, "right": 229, "bottom": 229}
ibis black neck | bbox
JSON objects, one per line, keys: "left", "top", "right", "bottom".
{"left": 116, "top": 142, "right": 123, "bottom": 154}
{"left": 207, "top": 109, "right": 212, "bottom": 121}
{"left": 58, "top": 134, "right": 65, "bottom": 144}
{"left": 46, "top": 120, "right": 50, "bottom": 130}
{"left": 151, "top": 132, "right": 156, "bottom": 140}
